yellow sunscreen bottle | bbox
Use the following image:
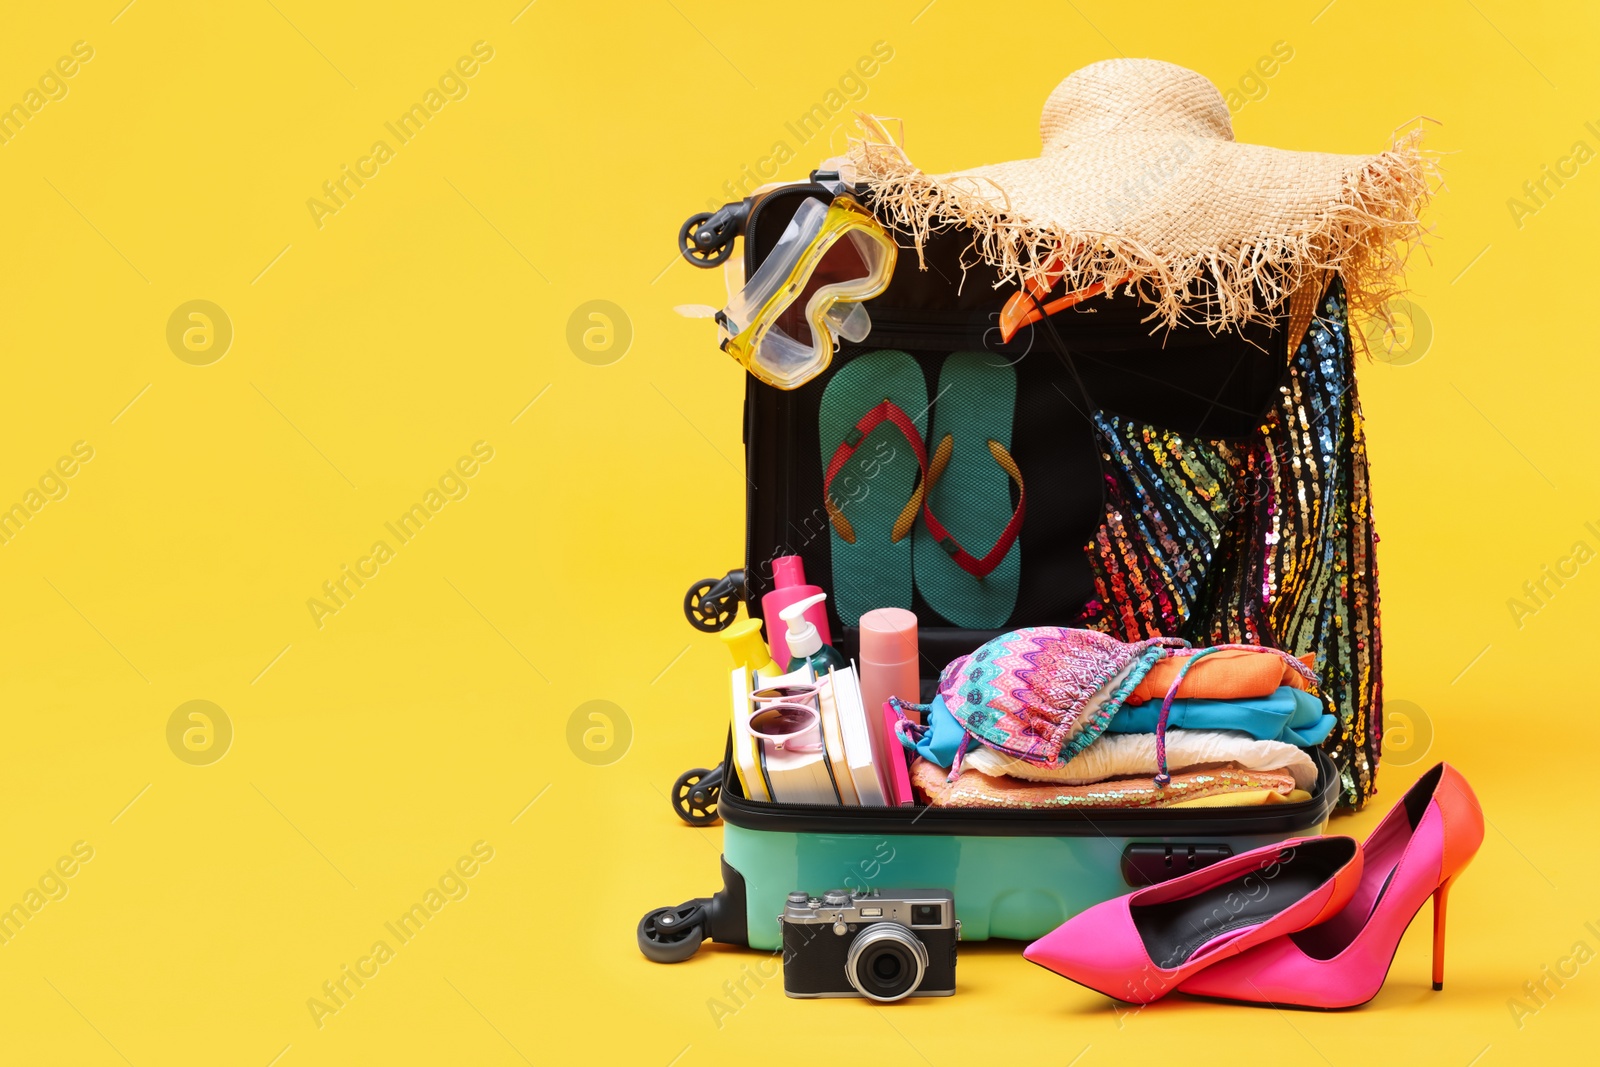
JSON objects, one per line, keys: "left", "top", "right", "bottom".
{"left": 719, "top": 618, "right": 784, "bottom": 679}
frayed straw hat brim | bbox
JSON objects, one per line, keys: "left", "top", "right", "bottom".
{"left": 848, "top": 59, "right": 1437, "bottom": 333}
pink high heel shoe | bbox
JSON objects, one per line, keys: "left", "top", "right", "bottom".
{"left": 1178, "top": 762, "right": 1483, "bottom": 1009}
{"left": 1023, "top": 835, "right": 1363, "bottom": 1004}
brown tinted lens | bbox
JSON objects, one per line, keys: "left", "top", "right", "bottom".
{"left": 749, "top": 704, "right": 816, "bottom": 737}
{"left": 772, "top": 232, "right": 872, "bottom": 344}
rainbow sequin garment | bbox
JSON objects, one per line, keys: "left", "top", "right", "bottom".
{"left": 1073, "top": 279, "right": 1380, "bottom": 809}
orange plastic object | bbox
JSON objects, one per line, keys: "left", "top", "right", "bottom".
{"left": 998, "top": 258, "right": 1132, "bottom": 343}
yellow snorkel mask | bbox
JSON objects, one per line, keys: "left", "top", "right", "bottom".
{"left": 716, "top": 196, "right": 897, "bottom": 391}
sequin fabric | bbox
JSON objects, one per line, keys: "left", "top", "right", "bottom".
{"left": 911, "top": 758, "right": 1300, "bottom": 810}
{"left": 1073, "top": 280, "right": 1381, "bottom": 809}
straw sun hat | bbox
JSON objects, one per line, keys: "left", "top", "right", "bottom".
{"left": 848, "top": 58, "right": 1436, "bottom": 337}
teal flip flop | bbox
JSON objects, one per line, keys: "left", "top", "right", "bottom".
{"left": 914, "top": 352, "right": 1025, "bottom": 629}
{"left": 818, "top": 350, "right": 929, "bottom": 626}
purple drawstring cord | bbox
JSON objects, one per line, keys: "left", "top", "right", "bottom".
{"left": 1149, "top": 644, "right": 1319, "bottom": 787}
{"left": 1151, "top": 647, "right": 1222, "bottom": 787}
{"left": 888, "top": 697, "right": 928, "bottom": 751}
{"left": 889, "top": 696, "right": 970, "bottom": 783}
{"left": 948, "top": 731, "right": 973, "bottom": 781}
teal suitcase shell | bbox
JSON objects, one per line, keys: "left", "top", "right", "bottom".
{"left": 719, "top": 748, "right": 1337, "bottom": 951}
{"left": 638, "top": 746, "right": 1337, "bottom": 959}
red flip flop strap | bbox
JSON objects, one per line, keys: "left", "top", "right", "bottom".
{"left": 823, "top": 400, "right": 929, "bottom": 541}
{"left": 921, "top": 438, "right": 1026, "bottom": 579}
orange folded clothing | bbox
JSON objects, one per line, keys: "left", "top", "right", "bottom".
{"left": 1125, "top": 649, "right": 1316, "bottom": 705}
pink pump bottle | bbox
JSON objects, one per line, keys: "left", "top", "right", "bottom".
{"left": 761, "top": 555, "right": 831, "bottom": 668}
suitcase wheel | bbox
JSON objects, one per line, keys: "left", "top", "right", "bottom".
{"left": 678, "top": 201, "right": 749, "bottom": 268}
{"left": 671, "top": 766, "right": 722, "bottom": 825}
{"left": 637, "top": 901, "right": 709, "bottom": 963}
{"left": 683, "top": 569, "right": 745, "bottom": 633}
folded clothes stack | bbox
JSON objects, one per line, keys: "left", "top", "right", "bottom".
{"left": 893, "top": 629, "right": 1337, "bottom": 810}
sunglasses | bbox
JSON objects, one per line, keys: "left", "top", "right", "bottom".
{"left": 750, "top": 683, "right": 821, "bottom": 710}
{"left": 748, "top": 702, "right": 823, "bottom": 752}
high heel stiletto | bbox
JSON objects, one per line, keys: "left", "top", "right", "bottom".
{"left": 1022, "top": 836, "right": 1363, "bottom": 1004}
{"left": 1177, "top": 762, "right": 1483, "bottom": 1009}
{"left": 1432, "top": 876, "right": 1452, "bottom": 991}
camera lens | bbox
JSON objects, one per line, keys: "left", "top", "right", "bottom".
{"left": 845, "top": 923, "right": 929, "bottom": 1002}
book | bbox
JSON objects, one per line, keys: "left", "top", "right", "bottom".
{"left": 816, "top": 676, "right": 860, "bottom": 806}
{"left": 879, "top": 699, "right": 916, "bottom": 806}
{"left": 827, "top": 665, "right": 890, "bottom": 806}
{"left": 733, "top": 664, "right": 840, "bottom": 806}
{"left": 856, "top": 659, "right": 900, "bottom": 802}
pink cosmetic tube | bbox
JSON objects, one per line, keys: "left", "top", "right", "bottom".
{"left": 857, "top": 607, "right": 920, "bottom": 774}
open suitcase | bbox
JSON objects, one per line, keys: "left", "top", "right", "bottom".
{"left": 639, "top": 174, "right": 1378, "bottom": 962}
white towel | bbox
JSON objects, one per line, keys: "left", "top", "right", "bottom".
{"left": 966, "top": 730, "right": 1317, "bottom": 792}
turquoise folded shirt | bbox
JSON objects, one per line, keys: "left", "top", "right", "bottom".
{"left": 905, "top": 686, "right": 1334, "bottom": 769}
{"left": 1106, "top": 686, "right": 1335, "bottom": 747}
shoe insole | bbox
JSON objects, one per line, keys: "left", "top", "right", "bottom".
{"left": 1292, "top": 863, "right": 1400, "bottom": 961}
{"left": 1130, "top": 837, "right": 1355, "bottom": 970}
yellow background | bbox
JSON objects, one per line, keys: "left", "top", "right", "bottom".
{"left": 0, "top": 0, "right": 1594, "bottom": 1063}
